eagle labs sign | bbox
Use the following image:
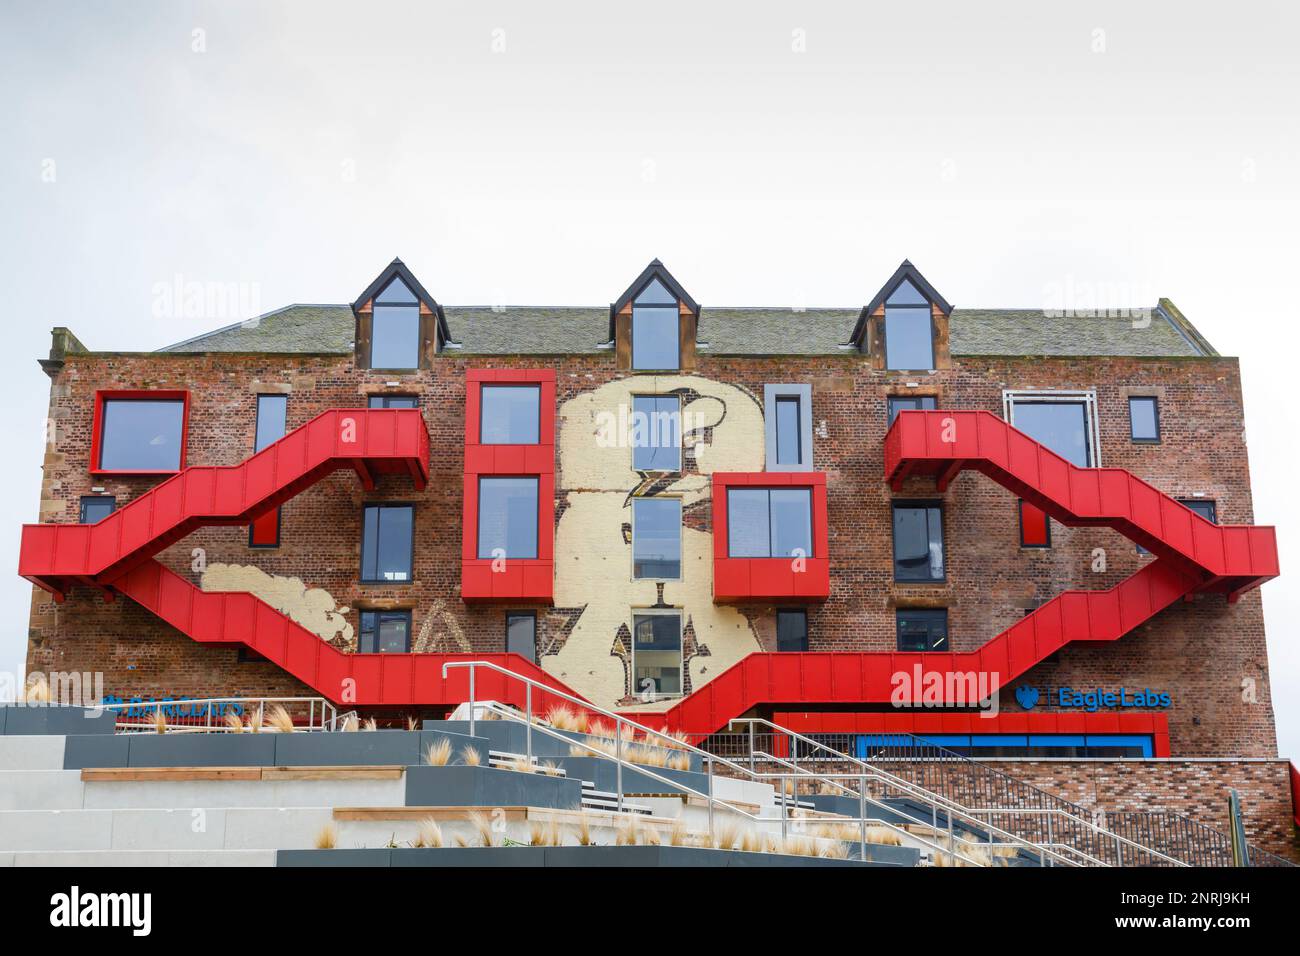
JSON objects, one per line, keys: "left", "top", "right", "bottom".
{"left": 1015, "top": 685, "right": 1171, "bottom": 712}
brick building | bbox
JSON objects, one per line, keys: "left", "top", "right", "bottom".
{"left": 18, "top": 258, "right": 1297, "bottom": 854}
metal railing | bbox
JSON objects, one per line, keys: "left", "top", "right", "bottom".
{"left": 701, "top": 721, "right": 1292, "bottom": 867}
{"left": 441, "top": 661, "right": 1080, "bottom": 866}
{"left": 104, "top": 696, "right": 340, "bottom": 733}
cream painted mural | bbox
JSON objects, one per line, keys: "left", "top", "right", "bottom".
{"left": 546, "top": 375, "right": 767, "bottom": 714}
{"left": 201, "top": 563, "right": 355, "bottom": 648}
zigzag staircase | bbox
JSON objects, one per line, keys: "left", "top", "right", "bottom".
{"left": 637, "top": 409, "right": 1278, "bottom": 734}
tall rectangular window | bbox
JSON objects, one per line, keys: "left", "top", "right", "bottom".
{"left": 896, "top": 608, "right": 949, "bottom": 652}
{"left": 506, "top": 612, "right": 537, "bottom": 663}
{"left": 884, "top": 280, "right": 935, "bottom": 371}
{"left": 1019, "top": 500, "right": 1051, "bottom": 548}
{"left": 631, "top": 396, "right": 681, "bottom": 471}
{"left": 1129, "top": 396, "right": 1160, "bottom": 443}
{"left": 369, "top": 395, "right": 419, "bottom": 409}
{"left": 764, "top": 385, "right": 813, "bottom": 471}
{"left": 887, "top": 394, "right": 937, "bottom": 425}
{"left": 891, "top": 502, "right": 944, "bottom": 581}
{"left": 250, "top": 395, "right": 288, "bottom": 547}
{"left": 726, "top": 488, "right": 813, "bottom": 559}
{"left": 79, "top": 496, "right": 116, "bottom": 524}
{"left": 481, "top": 384, "right": 540, "bottom": 444}
{"left": 359, "top": 609, "right": 411, "bottom": 653}
{"left": 97, "top": 397, "right": 186, "bottom": 472}
{"left": 477, "top": 477, "right": 539, "bottom": 559}
{"left": 370, "top": 277, "right": 420, "bottom": 369}
{"left": 774, "top": 397, "right": 802, "bottom": 466}
{"left": 776, "top": 609, "right": 808, "bottom": 652}
{"left": 632, "top": 497, "right": 682, "bottom": 579}
{"left": 632, "top": 612, "right": 682, "bottom": 698}
{"left": 1005, "top": 393, "right": 1097, "bottom": 468}
{"left": 631, "top": 278, "right": 680, "bottom": 371}
{"left": 361, "top": 504, "right": 414, "bottom": 582}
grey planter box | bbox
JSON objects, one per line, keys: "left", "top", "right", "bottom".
{"left": 63, "top": 734, "right": 131, "bottom": 769}
{"left": 0, "top": 704, "right": 117, "bottom": 736}
{"left": 126, "top": 733, "right": 278, "bottom": 767}
{"left": 426, "top": 719, "right": 704, "bottom": 773}
{"left": 279, "top": 845, "right": 892, "bottom": 867}
{"left": 547, "top": 756, "right": 705, "bottom": 796}
{"left": 404, "top": 765, "right": 583, "bottom": 810}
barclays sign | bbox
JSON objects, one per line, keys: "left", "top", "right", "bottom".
{"left": 1015, "top": 685, "right": 1171, "bottom": 713}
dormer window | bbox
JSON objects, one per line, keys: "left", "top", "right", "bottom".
{"left": 351, "top": 258, "right": 449, "bottom": 371}
{"left": 611, "top": 260, "right": 699, "bottom": 372}
{"left": 632, "top": 279, "right": 680, "bottom": 371}
{"left": 371, "top": 277, "right": 420, "bottom": 370}
{"left": 884, "top": 279, "right": 934, "bottom": 371}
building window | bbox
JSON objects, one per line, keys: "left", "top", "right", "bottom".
{"left": 891, "top": 501, "right": 944, "bottom": 582}
{"left": 632, "top": 497, "right": 681, "bottom": 579}
{"left": 360, "top": 504, "right": 414, "bottom": 582}
{"left": 1004, "top": 390, "right": 1099, "bottom": 468}
{"left": 480, "top": 384, "right": 540, "bottom": 445}
{"left": 1129, "top": 396, "right": 1160, "bottom": 443}
{"left": 763, "top": 384, "right": 813, "bottom": 471}
{"left": 631, "top": 395, "right": 681, "bottom": 472}
{"left": 95, "top": 395, "right": 186, "bottom": 472}
{"left": 896, "top": 608, "right": 949, "bottom": 652}
{"left": 250, "top": 394, "right": 288, "bottom": 548}
{"left": 1019, "top": 500, "right": 1051, "bottom": 548}
{"left": 79, "top": 496, "right": 115, "bottom": 524}
{"left": 506, "top": 612, "right": 537, "bottom": 663}
{"left": 1180, "top": 498, "right": 1217, "bottom": 523}
{"left": 887, "top": 394, "right": 937, "bottom": 425}
{"left": 632, "top": 611, "right": 682, "bottom": 699}
{"left": 726, "top": 488, "right": 813, "bottom": 559}
{"left": 631, "top": 278, "right": 680, "bottom": 371}
{"left": 359, "top": 609, "right": 411, "bottom": 653}
{"left": 776, "top": 609, "right": 808, "bottom": 651}
{"left": 369, "top": 394, "right": 419, "bottom": 409}
{"left": 884, "top": 279, "right": 934, "bottom": 371}
{"left": 477, "top": 477, "right": 539, "bottom": 559}
{"left": 370, "top": 276, "right": 421, "bottom": 369}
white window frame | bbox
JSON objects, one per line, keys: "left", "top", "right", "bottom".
{"left": 764, "top": 384, "right": 813, "bottom": 472}
{"left": 1002, "top": 389, "right": 1101, "bottom": 468}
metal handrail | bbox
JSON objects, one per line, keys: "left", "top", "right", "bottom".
{"left": 442, "top": 661, "right": 1068, "bottom": 865}
{"left": 103, "top": 696, "right": 339, "bottom": 733}
{"left": 729, "top": 718, "right": 1195, "bottom": 867}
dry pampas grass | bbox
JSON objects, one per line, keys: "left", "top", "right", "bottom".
{"left": 467, "top": 810, "right": 500, "bottom": 847}
{"left": 424, "top": 739, "right": 453, "bottom": 767}
{"left": 152, "top": 710, "right": 168, "bottom": 734}
{"left": 224, "top": 712, "right": 244, "bottom": 733}
{"left": 267, "top": 705, "right": 295, "bottom": 734}
{"left": 340, "top": 713, "right": 359, "bottom": 733}
{"left": 313, "top": 823, "right": 338, "bottom": 850}
{"left": 362, "top": 717, "right": 378, "bottom": 732}
{"left": 413, "top": 817, "right": 444, "bottom": 848}
{"left": 576, "top": 812, "right": 595, "bottom": 846}
{"left": 20, "top": 675, "right": 51, "bottom": 703}
{"left": 459, "top": 745, "right": 483, "bottom": 766}
{"left": 529, "top": 821, "right": 564, "bottom": 847}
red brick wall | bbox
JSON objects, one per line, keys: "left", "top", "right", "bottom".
{"left": 26, "top": 349, "right": 1278, "bottom": 756}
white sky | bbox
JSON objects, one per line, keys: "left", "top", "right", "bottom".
{"left": 1, "top": 1, "right": 1297, "bottom": 757}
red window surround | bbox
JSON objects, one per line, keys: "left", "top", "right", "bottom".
{"left": 461, "top": 369, "right": 555, "bottom": 603}
{"left": 1019, "top": 500, "right": 1050, "bottom": 547}
{"left": 773, "top": 710, "right": 1172, "bottom": 758}
{"left": 712, "top": 472, "right": 830, "bottom": 603}
{"left": 89, "top": 389, "right": 190, "bottom": 476}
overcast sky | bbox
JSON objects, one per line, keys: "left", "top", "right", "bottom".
{"left": 2, "top": 1, "right": 1297, "bottom": 756}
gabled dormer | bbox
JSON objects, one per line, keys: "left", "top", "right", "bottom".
{"left": 609, "top": 259, "right": 700, "bottom": 372}
{"left": 351, "top": 258, "right": 449, "bottom": 371}
{"left": 850, "top": 260, "right": 953, "bottom": 372}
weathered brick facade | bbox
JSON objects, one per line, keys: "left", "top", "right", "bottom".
{"left": 27, "top": 346, "right": 1277, "bottom": 764}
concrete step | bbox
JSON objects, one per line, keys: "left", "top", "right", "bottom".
{"left": 80, "top": 774, "right": 408, "bottom": 811}
{"left": 0, "top": 806, "right": 336, "bottom": 852}
{"left": 0, "top": 849, "right": 276, "bottom": 867}
{"left": 0, "top": 735, "right": 67, "bottom": 771}
{"left": 0, "top": 770, "right": 86, "bottom": 811}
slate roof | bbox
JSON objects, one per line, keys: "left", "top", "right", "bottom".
{"left": 157, "top": 302, "right": 1212, "bottom": 358}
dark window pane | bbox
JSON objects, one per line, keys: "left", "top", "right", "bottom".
{"left": 375, "top": 277, "right": 418, "bottom": 304}
{"left": 896, "top": 609, "right": 949, "bottom": 652}
{"left": 99, "top": 399, "right": 185, "bottom": 471}
{"left": 886, "top": 278, "right": 928, "bottom": 306}
{"left": 776, "top": 609, "right": 808, "bottom": 652}
{"left": 775, "top": 396, "right": 802, "bottom": 466}
{"left": 371, "top": 304, "right": 420, "bottom": 368}
{"left": 727, "top": 489, "right": 771, "bottom": 557}
{"left": 884, "top": 307, "right": 934, "bottom": 370}
{"left": 631, "top": 396, "right": 680, "bottom": 471}
{"left": 632, "top": 306, "right": 680, "bottom": 370}
{"left": 254, "top": 395, "right": 287, "bottom": 452}
{"left": 769, "top": 488, "right": 813, "bottom": 558}
{"left": 1013, "top": 401, "right": 1090, "bottom": 467}
{"left": 477, "top": 477, "right": 539, "bottom": 559}
{"left": 892, "top": 503, "right": 944, "bottom": 581}
{"left": 368, "top": 395, "right": 418, "bottom": 409}
{"left": 359, "top": 610, "right": 411, "bottom": 653}
{"left": 506, "top": 613, "right": 536, "bottom": 662}
{"left": 633, "top": 498, "right": 681, "bottom": 579}
{"left": 79, "top": 496, "right": 116, "bottom": 524}
{"left": 1129, "top": 397, "right": 1160, "bottom": 442}
{"left": 887, "top": 394, "right": 937, "bottom": 425}
{"left": 633, "top": 613, "right": 681, "bottom": 697}
{"left": 1179, "top": 498, "right": 1216, "bottom": 523}
{"left": 481, "top": 385, "right": 540, "bottom": 444}
{"left": 361, "top": 504, "right": 413, "bottom": 582}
